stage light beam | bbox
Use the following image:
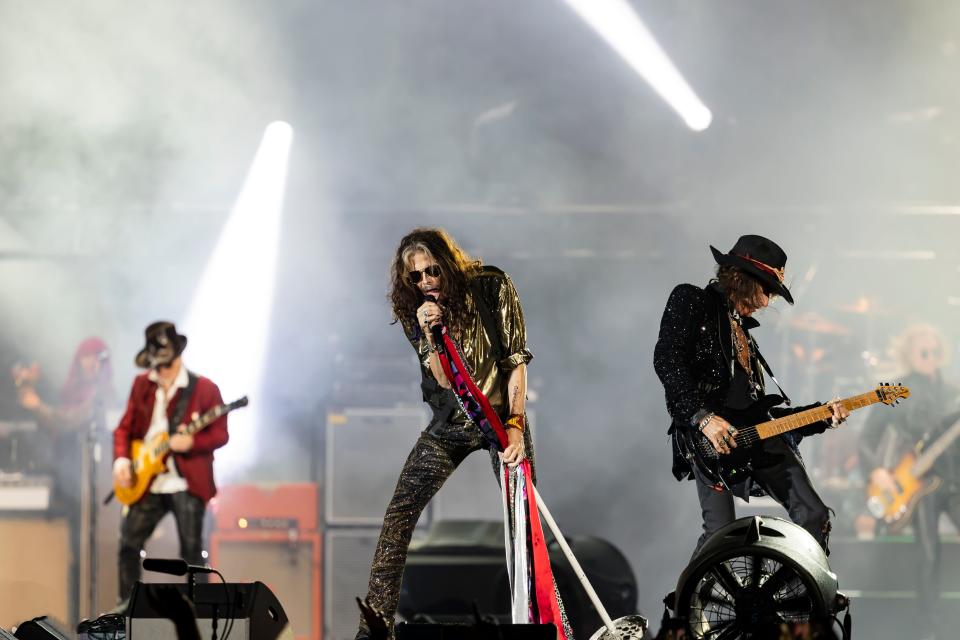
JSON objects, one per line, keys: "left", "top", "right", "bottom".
{"left": 565, "top": 0, "right": 713, "bottom": 131}
{"left": 183, "top": 121, "right": 293, "bottom": 474}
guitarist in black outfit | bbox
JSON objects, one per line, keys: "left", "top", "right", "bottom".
{"left": 654, "top": 235, "right": 848, "bottom": 553}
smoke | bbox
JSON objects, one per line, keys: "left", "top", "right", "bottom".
{"left": 2, "top": 0, "right": 960, "bottom": 627}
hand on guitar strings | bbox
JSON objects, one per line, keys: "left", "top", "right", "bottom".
{"left": 702, "top": 415, "right": 738, "bottom": 455}
{"left": 870, "top": 467, "right": 898, "bottom": 495}
{"left": 827, "top": 396, "right": 850, "bottom": 428}
{"left": 113, "top": 460, "right": 134, "bottom": 488}
{"left": 169, "top": 430, "right": 194, "bottom": 453}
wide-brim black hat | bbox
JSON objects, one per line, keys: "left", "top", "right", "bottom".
{"left": 135, "top": 321, "right": 188, "bottom": 368}
{"left": 710, "top": 235, "right": 794, "bottom": 304}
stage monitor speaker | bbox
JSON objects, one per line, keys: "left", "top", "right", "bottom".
{"left": 12, "top": 617, "right": 70, "bottom": 639}
{"left": 126, "top": 581, "right": 293, "bottom": 640}
{"left": 325, "top": 408, "right": 427, "bottom": 525}
{"left": 396, "top": 623, "right": 557, "bottom": 639}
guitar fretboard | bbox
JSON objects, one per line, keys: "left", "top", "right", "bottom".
{"left": 147, "top": 405, "right": 230, "bottom": 460}
{"left": 912, "top": 413, "right": 960, "bottom": 477}
{"left": 736, "top": 391, "right": 883, "bottom": 445}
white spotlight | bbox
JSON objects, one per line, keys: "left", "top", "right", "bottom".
{"left": 565, "top": 0, "right": 713, "bottom": 131}
{"left": 183, "top": 121, "right": 293, "bottom": 474}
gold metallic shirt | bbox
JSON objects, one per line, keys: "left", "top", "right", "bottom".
{"left": 403, "top": 270, "right": 533, "bottom": 422}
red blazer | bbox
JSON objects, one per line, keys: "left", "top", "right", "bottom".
{"left": 113, "top": 371, "right": 229, "bottom": 503}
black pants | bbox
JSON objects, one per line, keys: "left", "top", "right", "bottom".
{"left": 118, "top": 491, "right": 206, "bottom": 602}
{"left": 357, "top": 424, "right": 499, "bottom": 638}
{"left": 693, "top": 437, "right": 831, "bottom": 553}
{"left": 914, "top": 488, "right": 960, "bottom": 636}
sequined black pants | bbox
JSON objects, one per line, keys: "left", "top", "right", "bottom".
{"left": 914, "top": 489, "right": 960, "bottom": 636}
{"left": 356, "top": 422, "right": 512, "bottom": 638}
{"left": 693, "top": 437, "right": 831, "bottom": 553}
{"left": 118, "top": 491, "right": 206, "bottom": 601}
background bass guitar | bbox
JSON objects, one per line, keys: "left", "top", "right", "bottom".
{"left": 867, "top": 410, "right": 960, "bottom": 532}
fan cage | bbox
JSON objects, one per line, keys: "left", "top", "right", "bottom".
{"left": 676, "top": 548, "right": 825, "bottom": 640}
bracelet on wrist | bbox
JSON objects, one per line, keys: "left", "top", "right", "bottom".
{"left": 698, "top": 412, "right": 715, "bottom": 432}
{"left": 505, "top": 414, "right": 525, "bottom": 432}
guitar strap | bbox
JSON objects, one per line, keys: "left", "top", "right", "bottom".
{"left": 749, "top": 336, "right": 792, "bottom": 407}
{"left": 169, "top": 372, "right": 199, "bottom": 434}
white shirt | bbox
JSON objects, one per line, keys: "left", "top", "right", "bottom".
{"left": 144, "top": 364, "right": 190, "bottom": 494}
{"left": 113, "top": 364, "right": 190, "bottom": 494}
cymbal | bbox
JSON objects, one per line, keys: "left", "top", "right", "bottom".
{"left": 789, "top": 312, "right": 852, "bottom": 335}
{"left": 837, "top": 296, "right": 897, "bottom": 316}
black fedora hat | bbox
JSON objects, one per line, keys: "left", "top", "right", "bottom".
{"left": 710, "top": 235, "right": 794, "bottom": 304}
{"left": 134, "top": 321, "right": 188, "bottom": 368}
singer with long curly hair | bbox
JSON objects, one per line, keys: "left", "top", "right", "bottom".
{"left": 356, "top": 227, "right": 538, "bottom": 639}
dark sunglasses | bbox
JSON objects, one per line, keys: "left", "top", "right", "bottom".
{"left": 408, "top": 264, "right": 441, "bottom": 284}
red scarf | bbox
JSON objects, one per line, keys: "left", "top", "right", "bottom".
{"left": 434, "top": 326, "right": 567, "bottom": 636}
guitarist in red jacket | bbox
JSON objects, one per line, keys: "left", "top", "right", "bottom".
{"left": 112, "top": 321, "right": 229, "bottom": 603}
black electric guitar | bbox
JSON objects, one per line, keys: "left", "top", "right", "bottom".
{"left": 676, "top": 384, "right": 910, "bottom": 486}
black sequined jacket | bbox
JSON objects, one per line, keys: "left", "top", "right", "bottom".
{"left": 653, "top": 282, "right": 830, "bottom": 481}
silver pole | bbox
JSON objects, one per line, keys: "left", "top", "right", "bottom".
{"left": 532, "top": 485, "right": 617, "bottom": 635}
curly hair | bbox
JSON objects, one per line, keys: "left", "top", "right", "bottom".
{"left": 891, "top": 323, "right": 948, "bottom": 374}
{"left": 713, "top": 265, "right": 774, "bottom": 312}
{"left": 388, "top": 228, "right": 482, "bottom": 334}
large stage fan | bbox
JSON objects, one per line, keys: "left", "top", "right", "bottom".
{"left": 671, "top": 516, "right": 847, "bottom": 639}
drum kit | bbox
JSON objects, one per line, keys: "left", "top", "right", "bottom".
{"left": 779, "top": 295, "right": 902, "bottom": 491}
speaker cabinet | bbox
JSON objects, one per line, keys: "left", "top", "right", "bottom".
{"left": 126, "top": 581, "right": 292, "bottom": 640}
{"left": 324, "top": 529, "right": 380, "bottom": 640}
{"left": 325, "top": 528, "right": 427, "bottom": 640}
{"left": 0, "top": 518, "right": 70, "bottom": 629}
{"left": 325, "top": 408, "right": 426, "bottom": 525}
{"left": 209, "top": 530, "right": 320, "bottom": 640}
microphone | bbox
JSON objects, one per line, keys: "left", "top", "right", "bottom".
{"left": 424, "top": 295, "right": 445, "bottom": 355}
{"left": 142, "top": 557, "right": 216, "bottom": 576}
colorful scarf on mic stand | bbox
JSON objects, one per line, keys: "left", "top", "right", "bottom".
{"left": 433, "top": 325, "right": 571, "bottom": 639}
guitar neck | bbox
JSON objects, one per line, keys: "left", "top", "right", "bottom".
{"left": 753, "top": 391, "right": 881, "bottom": 440}
{"left": 913, "top": 413, "right": 960, "bottom": 477}
{"left": 152, "top": 407, "right": 227, "bottom": 458}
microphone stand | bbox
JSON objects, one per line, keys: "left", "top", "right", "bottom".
{"left": 85, "top": 386, "right": 106, "bottom": 618}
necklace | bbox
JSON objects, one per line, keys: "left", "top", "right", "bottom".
{"left": 729, "top": 311, "right": 753, "bottom": 375}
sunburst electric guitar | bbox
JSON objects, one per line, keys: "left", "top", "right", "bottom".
{"left": 677, "top": 384, "right": 910, "bottom": 486}
{"left": 867, "top": 409, "right": 960, "bottom": 532}
{"left": 113, "top": 396, "right": 248, "bottom": 506}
